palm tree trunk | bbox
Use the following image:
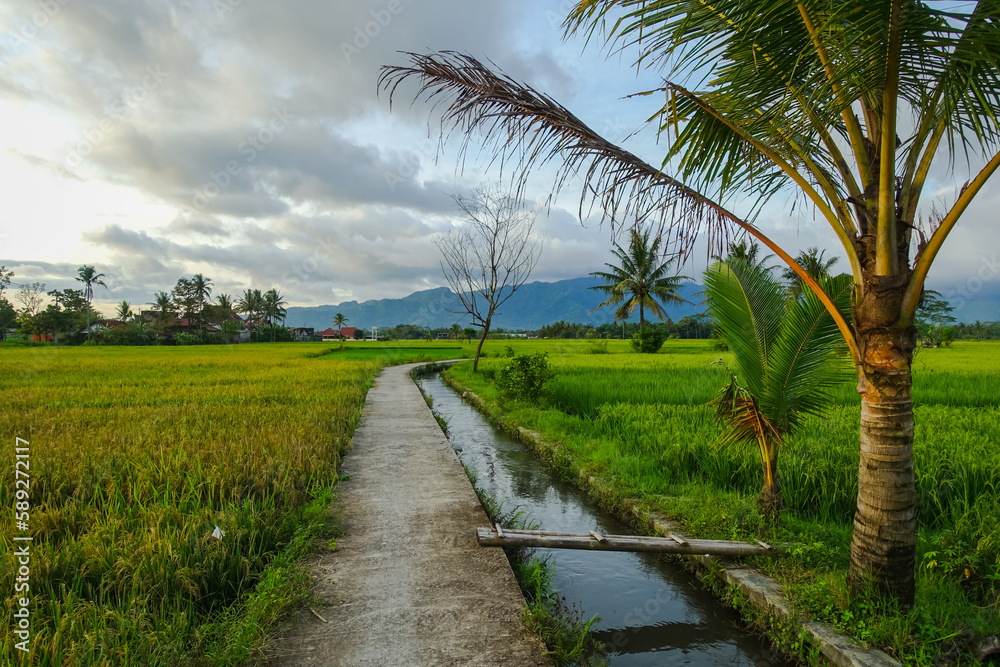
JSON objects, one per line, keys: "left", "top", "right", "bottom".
{"left": 848, "top": 279, "right": 917, "bottom": 606}
{"left": 639, "top": 302, "right": 645, "bottom": 332}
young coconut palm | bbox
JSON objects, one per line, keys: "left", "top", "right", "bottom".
{"left": 705, "top": 257, "right": 853, "bottom": 515}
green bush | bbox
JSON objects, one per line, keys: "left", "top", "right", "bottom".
{"left": 496, "top": 352, "right": 555, "bottom": 400}
{"left": 175, "top": 332, "right": 201, "bottom": 345}
{"left": 587, "top": 340, "right": 609, "bottom": 354}
{"left": 630, "top": 328, "right": 665, "bottom": 353}
{"left": 259, "top": 324, "right": 293, "bottom": 342}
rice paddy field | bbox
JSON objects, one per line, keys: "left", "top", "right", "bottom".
{"left": 448, "top": 339, "right": 1000, "bottom": 664}
{"left": 0, "top": 341, "right": 470, "bottom": 667}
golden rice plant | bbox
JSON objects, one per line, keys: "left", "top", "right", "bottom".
{"left": 0, "top": 344, "right": 382, "bottom": 666}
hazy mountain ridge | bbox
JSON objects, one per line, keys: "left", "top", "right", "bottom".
{"left": 285, "top": 277, "right": 705, "bottom": 331}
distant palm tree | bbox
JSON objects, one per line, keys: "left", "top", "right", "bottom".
{"left": 75, "top": 265, "right": 107, "bottom": 341}
{"left": 718, "top": 240, "right": 774, "bottom": 270}
{"left": 589, "top": 230, "right": 688, "bottom": 331}
{"left": 781, "top": 247, "right": 839, "bottom": 299}
{"left": 263, "top": 289, "right": 288, "bottom": 340}
{"left": 115, "top": 301, "right": 132, "bottom": 322}
{"left": 449, "top": 323, "right": 462, "bottom": 339}
{"left": 216, "top": 293, "right": 234, "bottom": 315}
{"left": 190, "top": 274, "right": 212, "bottom": 333}
{"left": 705, "top": 256, "right": 852, "bottom": 515}
{"left": 150, "top": 291, "right": 174, "bottom": 326}
{"left": 237, "top": 289, "right": 264, "bottom": 340}
{"left": 333, "top": 312, "right": 348, "bottom": 334}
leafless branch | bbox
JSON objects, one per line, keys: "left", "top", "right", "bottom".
{"left": 434, "top": 184, "right": 541, "bottom": 370}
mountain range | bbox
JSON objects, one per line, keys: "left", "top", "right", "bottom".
{"left": 285, "top": 277, "right": 706, "bottom": 331}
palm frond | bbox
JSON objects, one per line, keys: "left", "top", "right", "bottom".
{"left": 379, "top": 51, "right": 746, "bottom": 259}
{"left": 760, "top": 273, "right": 854, "bottom": 431}
{"left": 703, "top": 257, "right": 786, "bottom": 398}
{"left": 709, "top": 362, "right": 782, "bottom": 489}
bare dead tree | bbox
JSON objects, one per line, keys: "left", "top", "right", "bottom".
{"left": 436, "top": 185, "right": 541, "bottom": 372}
{"left": 15, "top": 282, "right": 47, "bottom": 316}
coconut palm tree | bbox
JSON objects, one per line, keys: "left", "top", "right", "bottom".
{"left": 216, "top": 293, "right": 234, "bottom": 316}
{"left": 782, "top": 247, "right": 839, "bottom": 299}
{"left": 190, "top": 274, "right": 212, "bottom": 333}
{"left": 381, "top": 1, "right": 1000, "bottom": 605}
{"left": 75, "top": 265, "right": 107, "bottom": 341}
{"left": 589, "top": 229, "right": 688, "bottom": 331}
{"left": 75, "top": 265, "right": 106, "bottom": 305}
{"left": 114, "top": 301, "right": 133, "bottom": 322}
{"left": 262, "top": 289, "right": 288, "bottom": 340}
{"left": 237, "top": 288, "right": 265, "bottom": 338}
{"left": 706, "top": 256, "right": 853, "bottom": 515}
{"left": 333, "top": 312, "right": 348, "bottom": 335}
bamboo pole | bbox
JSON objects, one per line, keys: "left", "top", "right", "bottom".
{"left": 477, "top": 528, "right": 786, "bottom": 557}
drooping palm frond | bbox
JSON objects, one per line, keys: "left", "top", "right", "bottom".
{"left": 379, "top": 51, "right": 746, "bottom": 260}
{"left": 380, "top": 49, "right": 858, "bottom": 354}
{"left": 710, "top": 364, "right": 782, "bottom": 492}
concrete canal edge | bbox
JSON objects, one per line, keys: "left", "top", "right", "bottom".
{"left": 444, "top": 374, "right": 902, "bottom": 667}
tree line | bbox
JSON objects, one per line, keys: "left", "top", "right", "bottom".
{"left": 0, "top": 266, "right": 295, "bottom": 345}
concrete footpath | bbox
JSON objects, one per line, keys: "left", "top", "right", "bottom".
{"left": 265, "top": 363, "right": 549, "bottom": 667}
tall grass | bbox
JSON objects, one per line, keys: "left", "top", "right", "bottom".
{"left": 0, "top": 344, "right": 383, "bottom": 666}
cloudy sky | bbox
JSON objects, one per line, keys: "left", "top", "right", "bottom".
{"left": 2, "top": 0, "right": 997, "bottom": 318}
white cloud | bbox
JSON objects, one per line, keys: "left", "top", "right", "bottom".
{"left": 0, "top": 0, "right": 995, "bottom": 323}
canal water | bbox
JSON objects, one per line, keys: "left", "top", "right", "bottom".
{"left": 419, "top": 373, "right": 790, "bottom": 666}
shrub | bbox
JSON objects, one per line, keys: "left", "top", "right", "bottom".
{"left": 175, "top": 332, "right": 200, "bottom": 345}
{"left": 630, "top": 328, "right": 665, "bottom": 353}
{"left": 587, "top": 339, "right": 609, "bottom": 354}
{"left": 259, "top": 324, "right": 293, "bottom": 342}
{"left": 496, "top": 352, "right": 555, "bottom": 400}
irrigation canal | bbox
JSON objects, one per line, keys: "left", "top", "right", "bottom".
{"left": 420, "top": 372, "right": 792, "bottom": 666}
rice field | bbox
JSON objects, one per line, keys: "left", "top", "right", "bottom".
{"left": 449, "top": 339, "right": 1000, "bottom": 663}
{"left": 0, "top": 343, "right": 394, "bottom": 666}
